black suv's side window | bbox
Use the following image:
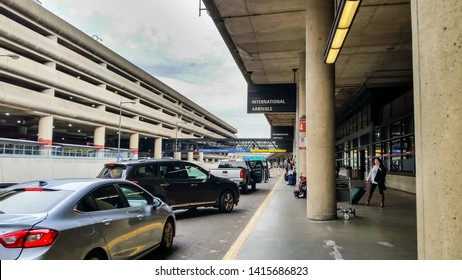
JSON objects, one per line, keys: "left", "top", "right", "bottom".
{"left": 160, "top": 163, "right": 188, "bottom": 179}
{"left": 184, "top": 163, "right": 208, "bottom": 180}
{"left": 134, "top": 164, "right": 158, "bottom": 179}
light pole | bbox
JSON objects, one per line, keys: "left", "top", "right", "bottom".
{"left": 0, "top": 54, "right": 20, "bottom": 60}
{"left": 117, "top": 101, "right": 136, "bottom": 161}
{"left": 175, "top": 121, "right": 186, "bottom": 159}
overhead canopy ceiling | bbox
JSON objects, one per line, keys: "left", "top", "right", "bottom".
{"left": 202, "top": 0, "right": 413, "bottom": 127}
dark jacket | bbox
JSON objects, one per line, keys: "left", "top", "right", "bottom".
{"left": 375, "top": 167, "right": 387, "bottom": 186}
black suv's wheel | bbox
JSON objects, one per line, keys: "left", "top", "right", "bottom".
{"left": 219, "top": 190, "right": 234, "bottom": 213}
{"left": 159, "top": 219, "right": 175, "bottom": 251}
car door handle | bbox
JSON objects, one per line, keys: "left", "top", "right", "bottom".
{"left": 102, "top": 219, "right": 112, "bottom": 226}
{"left": 191, "top": 184, "right": 198, "bottom": 187}
{"left": 160, "top": 182, "right": 170, "bottom": 187}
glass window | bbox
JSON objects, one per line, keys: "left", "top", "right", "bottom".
{"left": 0, "top": 189, "right": 72, "bottom": 214}
{"left": 391, "top": 139, "right": 401, "bottom": 155}
{"left": 352, "top": 150, "right": 358, "bottom": 169}
{"left": 160, "top": 163, "right": 188, "bottom": 179}
{"left": 353, "top": 138, "right": 358, "bottom": 148}
{"left": 374, "top": 143, "right": 382, "bottom": 157}
{"left": 384, "top": 141, "right": 391, "bottom": 156}
{"left": 360, "top": 133, "right": 369, "bottom": 146}
{"left": 391, "top": 156, "right": 402, "bottom": 172}
{"left": 184, "top": 163, "right": 208, "bottom": 180}
{"left": 135, "top": 164, "right": 158, "bottom": 179}
{"left": 403, "top": 136, "right": 414, "bottom": 154}
{"left": 118, "top": 183, "right": 152, "bottom": 207}
{"left": 381, "top": 126, "right": 389, "bottom": 139}
{"left": 91, "top": 185, "right": 125, "bottom": 210}
{"left": 404, "top": 116, "right": 414, "bottom": 135}
{"left": 99, "top": 166, "right": 126, "bottom": 179}
{"left": 374, "top": 129, "right": 381, "bottom": 142}
{"left": 391, "top": 121, "right": 402, "bottom": 138}
{"left": 402, "top": 155, "right": 415, "bottom": 172}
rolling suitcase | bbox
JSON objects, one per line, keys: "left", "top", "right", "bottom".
{"left": 350, "top": 185, "right": 366, "bottom": 204}
{"left": 288, "top": 174, "right": 296, "bottom": 185}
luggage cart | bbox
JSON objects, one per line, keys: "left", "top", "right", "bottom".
{"left": 336, "top": 178, "right": 356, "bottom": 220}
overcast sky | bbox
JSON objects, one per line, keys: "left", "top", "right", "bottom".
{"left": 42, "top": 0, "right": 270, "bottom": 138}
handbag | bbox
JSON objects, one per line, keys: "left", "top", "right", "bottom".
{"left": 284, "top": 173, "right": 288, "bottom": 181}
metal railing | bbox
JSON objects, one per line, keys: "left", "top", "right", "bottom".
{"left": 0, "top": 138, "right": 135, "bottom": 160}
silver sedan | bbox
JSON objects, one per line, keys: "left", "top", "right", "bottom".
{"left": 0, "top": 178, "right": 175, "bottom": 260}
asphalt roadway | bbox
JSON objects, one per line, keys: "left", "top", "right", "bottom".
{"left": 144, "top": 174, "right": 280, "bottom": 260}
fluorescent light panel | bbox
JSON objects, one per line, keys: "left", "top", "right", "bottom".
{"left": 324, "top": 0, "right": 361, "bottom": 64}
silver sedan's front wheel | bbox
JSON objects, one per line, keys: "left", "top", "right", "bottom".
{"left": 219, "top": 191, "right": 234, "bottom": 213}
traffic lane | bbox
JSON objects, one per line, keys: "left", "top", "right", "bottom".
{"left": 144, "top": 175, "right": 281, "bottom": 260}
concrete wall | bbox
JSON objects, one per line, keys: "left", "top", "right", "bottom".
{"left": 386, "top": 174, "right": 416, "bottom": 194}
{"left": 0, "top": 157, "right": 114, "bottom": 184}
{"left": 0, "top": 157, "right": 224, "bottom": 184}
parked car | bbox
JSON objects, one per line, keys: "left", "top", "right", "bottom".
{"left": 0, "top": 178, "right": 175, "bottom": 260}
{"left": 209, "top": 159, "right": 264, "bottom": 192}
{"left": 97, "top": 159, "right": 240, "bottom": 213}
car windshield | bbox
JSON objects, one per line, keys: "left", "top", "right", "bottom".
{"left": 0, "top": 189, "right": 72, "bottom": 214}
{"left": 98, "top": 166, "right": 126, "bottom": 179}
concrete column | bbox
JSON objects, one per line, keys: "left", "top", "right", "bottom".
{"left": 187, "top": 152, "right": 194, "bottom": 161}
{"left": 298, "top": 52, "right": 307, "bottom": 177}
{"left": 94, "top": 126, "right": 106, "bottom": 158}
{"left": 411, "top": 0, "right": 462, "bottom": 259}
{"left": 305, "top": 0, "right": 336, "bottom": 220}
{"left": 38, "top": 115, "right": 53, "bottom": 155}
{"left": 198, "top": 152, "right": 204, "bottom": 162}
{"left": 174, "top": 152, "right": 182, "bottom": 160}
{"left": 154, "top": 138, "right": 162, "bottom": 159}
{"left": 130, "top": 133, "right": 139, "bottom": 160}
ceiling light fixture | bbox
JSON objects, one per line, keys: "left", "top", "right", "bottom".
{"left": 324, "top": 0, "right": 361, "bottom": 64}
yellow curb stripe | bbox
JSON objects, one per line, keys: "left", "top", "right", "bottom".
{"left": 222, "top": 176, "right": 284, "bottom": 260}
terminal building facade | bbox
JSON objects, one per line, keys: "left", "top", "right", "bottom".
{"left": 202, "top": 0, "right": 462, "bottom": 259}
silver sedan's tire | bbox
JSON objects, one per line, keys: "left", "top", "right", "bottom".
{"left": 219, "top": 191, "right": 234, "bottom": 213}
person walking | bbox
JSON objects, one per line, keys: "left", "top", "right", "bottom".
{"left": 365, "top": 158, "right": 387, "bottom": 207}
{"left": 286, "top": 158, "right": 296, "bottom": 186}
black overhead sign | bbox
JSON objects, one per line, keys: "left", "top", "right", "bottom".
{"left": 247, "top": 83, "right": 296, "bottom": 114}
{"left": 271, "top": 126, "right": 294, "bottom": 140}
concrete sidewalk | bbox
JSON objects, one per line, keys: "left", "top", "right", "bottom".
{"left": 232, "top": 175, "right": 417, "bottom": 260}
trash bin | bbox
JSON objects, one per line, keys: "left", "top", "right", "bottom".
{"left": 345, "top": 166, "right": 352, "bottom": 179}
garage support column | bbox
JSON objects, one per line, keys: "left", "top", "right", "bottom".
{"left": 187, "top": 152, "right": 194, "bottom": 161}
{"left": 94, "top": 126, "right": 106, "bottom": 158}
{"left": 38, "top": 115, "right": 53, "bottom": 156}
{"left": 130, "top": 133, "right": 139, "bottom": 160}
{"left": 305, "top": 0, "right": 336, "bottom": 220}
{"left": 411, "top": 0, "right": 462, "bottom": 259}
{"left": 154, "top": 138, "right": 162, "bottom": 159}
{"left": 198, "top": 152, "right": 204, "bottom": 162}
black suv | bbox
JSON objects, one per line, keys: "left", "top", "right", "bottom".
{"left": 97, "top": 159, "right": 240, "bottom": 213}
